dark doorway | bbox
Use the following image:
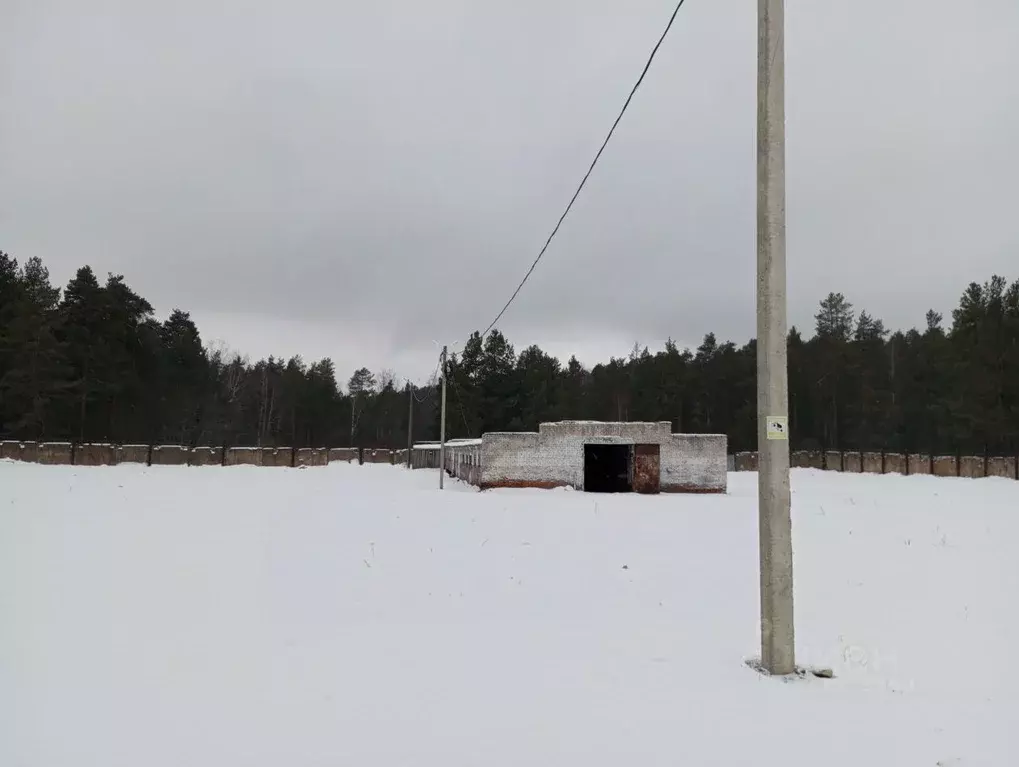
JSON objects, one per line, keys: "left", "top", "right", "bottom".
{"left": 584, "top": 444, "right": 632, "bottom": 493}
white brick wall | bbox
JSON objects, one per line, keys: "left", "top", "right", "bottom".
{"left": 661, "top": 434, "right": 728, "bottom": 492}
{"left": 478, "top": 421, "right": 726, "bottom": 492}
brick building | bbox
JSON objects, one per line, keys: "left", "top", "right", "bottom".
{"left": 428, "top": 421, "right": 726, "bottom": 494}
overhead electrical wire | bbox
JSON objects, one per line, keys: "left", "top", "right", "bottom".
{"left": 448, "top": 367, "right": 474, "bottom": 437}
{"left": 478, "top": 0, "right": 689, "bottom": 339}
{"left": 409, "top": 356, "right": 442, "bottom": 403}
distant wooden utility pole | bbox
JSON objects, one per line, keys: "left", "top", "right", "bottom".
{"left": 406, "top": 381, "right": 414, "bottom": 469}
{"left": 439, "top": 346, "right": 447, "bottom": 490}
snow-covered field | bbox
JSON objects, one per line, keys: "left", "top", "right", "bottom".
{"left": 2, "top": 461, "right": 1016, "bottom": 766}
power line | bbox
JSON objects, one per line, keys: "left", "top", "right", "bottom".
{"left": 412, "top": 357, "right": 443, "bottom": 403}
{"left": 439, "top": 347, "right": 474, "bottom": 437}
{"left": 406, "top": 353, "right": 443, "bottom": 406}
{"left": 449, "top": 367, "right": 474, "bottom": 438}
{"left": 479, "top": 0, "right": 689, "bottom": 339}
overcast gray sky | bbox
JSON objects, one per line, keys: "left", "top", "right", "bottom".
{"left": 3, "top": 0, "right": 1017, "bottom": 385}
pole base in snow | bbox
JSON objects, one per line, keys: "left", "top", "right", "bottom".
{"left": 745, "top": 658, "right": 834, "bottom": 680}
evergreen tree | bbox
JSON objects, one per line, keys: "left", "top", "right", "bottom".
{"left": 348, "top": 367, "right": 376, "bottom": 444}
{"left": 812, "top": 293, "right": 856, "bottom": 448}
{"left": 477, "top": 330, "right": 517, "bottom": 434}
{"left": 447, "top": 332, "right": 485, "bottom": 438}
{"left": 815, "top": 292, "right": 855, "bottom": 341}
{"left": 58, "top": 266, "right": 107, "bottom": 441}
{"left": 157, "top": 310, "right": 209, "bottom": 444}
{"left": 516, "top": 344, "right": 562, "bottom": 430}
{"left": 0, "top": 251, "right": 23, "bottom": 416}
{"left": 2, "top": 246, "right": 1017, "bottom": 457}
{"left": 0, "top": 257, "right": 69, "bottom": 438}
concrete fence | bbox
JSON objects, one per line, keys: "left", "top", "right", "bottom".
{"left": 862, "top": 452, "right": 883, "bottom": 473}
{"left": 842, "top": 452, "right": 863, "bottom": 473}
{"left": 74, "top": 443, "right": 118, "bottom": 466}
{"left": 734, "top": 452, "right": 759, "bottom": 472}
{"left": 189, "top": 447, "right": 222, "bottom": 466}
{"left": 825, "top": 451, "right": 843, "bottom": 472}
{"left": 729, "top": 449, "right": 1018, "bottom": 480}
{"left": 884, "top": 453, "right": 907, "bottom": 474}
{"left": 5, "top": 437, "right": 1016, "bottom": 483}
{"left": 0, "top": 441, "right": 408, "bottom": 469}
{"left": 296, "top": 448, "right": 329, "bottom": 467}
{"left": 37, "top": 442, "right": 73, "bottom": 465}
{"left": 117, "top": 445, "right": 151, "bottom": 464}
{"left": 791, "top": 451, "right": 824, "bottom": 469}
{"left": 328, "top": 448, "right": 359, "bottom": 464}
{"left": 363, "top": 449, "right": 394, "bottom": 465}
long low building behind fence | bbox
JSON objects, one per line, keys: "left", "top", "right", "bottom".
{"left": 732, "top": 450, "right": 1018, "bottom": 480}
{"left": 410, "top": 440, "right": 482, "bottom": 471}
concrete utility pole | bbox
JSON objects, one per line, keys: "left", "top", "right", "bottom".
{"left": 757, "top": 0, "right": 795, "bottom": 675}
{"left": 407, "top": 382, "right": 414, "bottom": 469}
{"left": 439, "top": 346, "right": 447, "bottom": 490}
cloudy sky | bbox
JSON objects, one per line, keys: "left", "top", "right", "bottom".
{"left": 3, "top": 0, "right": 1017, "bottom": 385}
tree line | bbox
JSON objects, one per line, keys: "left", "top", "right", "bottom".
{"left": 0, "top": 251, "right": 437, "bottom": 449}
{"left": 2, "top": 249, "right": 1017, "bottom": 455}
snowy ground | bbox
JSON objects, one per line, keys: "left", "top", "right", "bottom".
{"left": 2, "top": 462, "right": 1016, "bottom": 766}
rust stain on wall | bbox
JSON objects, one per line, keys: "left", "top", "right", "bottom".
{"left": 662, "top": 484, "right": 727, "bottom": 494}
{"left": 633, "top": 443, "right": 661, "bottom": 494}
{"left": 479, "top": 480, "right": 572, "bottom": 491}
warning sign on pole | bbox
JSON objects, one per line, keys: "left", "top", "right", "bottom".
{"left": 766, "top": 416, "right": 788, "bottom": 440}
